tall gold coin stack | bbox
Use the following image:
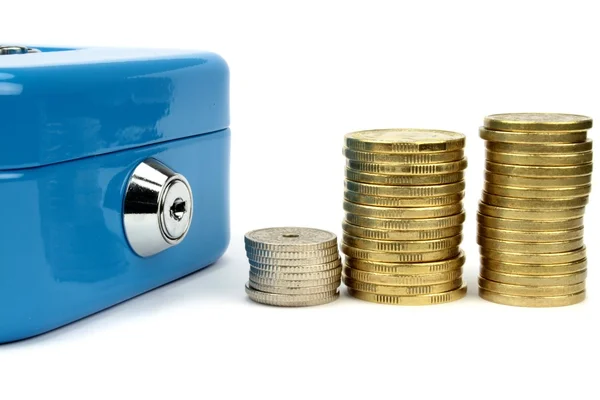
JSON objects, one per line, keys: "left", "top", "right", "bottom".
{"left": 341, "top": 129, "right": 468, "bottom": 305}
{"left": 478, "top": 113, "right": 593, "bottom": 307}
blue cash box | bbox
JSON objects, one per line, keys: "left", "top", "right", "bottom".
{"left": 0, "top": 46, "right": 230, "bottom": 342}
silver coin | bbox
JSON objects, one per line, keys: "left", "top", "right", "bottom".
{"left": 249, "top": 273, "right": 341, "bottom": 288}
{"left": 248, "top": 280, "right": 340, "bottom": 295}
{"left": 245, "top": 227, "right": 337, "bottom": 251}
{"left": 249, "top": 266, "right": 342, "bottom": 281}
{"left": 247, "top": 252, "right": 341, "bottom": 266}
{"left": 249, "top": 258, "right": 342, "bottom": 273}
{"left": 245, "top": 283, "right": 340, "bottom": 307}
{"left": 245, "top": 245, "right": 339, "bottom": 259}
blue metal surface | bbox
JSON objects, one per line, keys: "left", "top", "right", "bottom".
{"left": 0, "top": 48, "right": 230, "bottom": 343}
{"left": 0, "top": 47, "right": 229, "bottom": 169}
{"left": 0, "top": 129, "right": 230, "bottom": 343}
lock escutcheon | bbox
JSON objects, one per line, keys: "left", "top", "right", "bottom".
{"left": 124, "top": 158, "right": 194, "bottom": 257}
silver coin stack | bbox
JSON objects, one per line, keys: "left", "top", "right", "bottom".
{"left": 244, "top": 227, "right": 342, "bottom": 306}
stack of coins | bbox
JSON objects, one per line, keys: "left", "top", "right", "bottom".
{"left": 478, "top": 113, "right": 593, "bottom": 307}
{"left": 341, "top": 129, "right": 468, "bottom": 305}
{"left": 244, "top": 227, "right": 342, "bottom": 306}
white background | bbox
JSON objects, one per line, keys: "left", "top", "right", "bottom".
{"left": 1, "top": 1, "right": 599, "bottom": 399}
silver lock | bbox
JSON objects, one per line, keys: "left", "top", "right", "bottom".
{"left": 123, "top": 159, "right": 194, "bottom": 257}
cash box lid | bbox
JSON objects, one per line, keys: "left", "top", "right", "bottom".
{"left": 0, "top": 47, "right": 229, "bottom": 169}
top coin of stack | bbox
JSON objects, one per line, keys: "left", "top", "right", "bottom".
{"left": 478, "top": 113, "right": 593, "bottom": 307}
{"left": 244, "top": 227, "right": 342, "bottom": 307}
{"left": 341, "top": 129, "right": 468, "bottom": 305}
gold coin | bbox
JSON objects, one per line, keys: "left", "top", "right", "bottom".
{"left": 479, "top": 127, "right": 587, "bottom": 143}
{"left": 483, "top": 183, "right": 591, "bottom": 199}
{"left": 480, "top": 246, "right": 586, "bottom": 264}
{"left": 343, "top": 276, "right": 462, "bottom": 295}
{"left": 345, "top": 212, "right": 466, "bottom": 230}
{"left": 486, "top": 140, "right": 593, "bottom": 154}
{"left": 345, "top": 180, "right": 465, "bottom": 198}
{"left": 342, "top": 221, "right": 462, "bottom": 241}
{"left": 345, "top": 252, "right": 465, "bottom": 274}
{"left": 347, "top": 159, "right": 468, "bottom": 175}
{"left": 343, "top": 233, "right": 462, "bottom": 253}
{"left": 477, "top": 213, "right": 584, "bottom": 231}
{"left": 484, "top": 171, "right": 592, "bottom": 188}
{"left": 483, "top": 113, "right": 593, "bottom": 132}
{"left": 485, "top": 150, "right": 593, "bottom": 166}
{"left": 345, "top": 169, "right": 464, "bottom": 185}
{"left": 477, "top": 236, "right": 584, "bottom": 253}
{"left": 479, "top": 269, "right": 587, "bottom": 286}
{"left": 481, "top": 193, "right": 589, "bottom": 209}
{"left": 347, "top": 284, "right": 467, "bottom": 305}
{"left": 341, "top": 244, "right": 460, "bottom": 263}
{"left": 478, "top": 202, "right": 586, "bottom": 220}
{"left": 343, "top": 148, "right": 464, "bottom": 163}
{"left": 477, "top": 225, "right": 583, "bottom": 242}
{"left": 344, "top": 191, "right": 464, "bottom": 208}
{"left": 343, "top": 266, "right": 462, "bottom": 285}
{"left": 344, "top": 129, "right": 465, "bottom": 153}
{"left": 478, "top": 277, "right": 585, "bottom": 297}
{"left": 486, "top": 161, "right": 593, "bottom": 177}
{"left": 343, "top": 201, "right": 463, "bottom": 219}
{"left": 480, "top": 257, "right": 587, "bottom": 276}
{"left": 479, "top": 288, "right": 585, "bottom": 307}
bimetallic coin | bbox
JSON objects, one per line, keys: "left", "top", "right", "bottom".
{"left": 345, "top": 252, "right": 465, "bottom": 274}
{"left": 347, "top": 159, "right": 468, "bottom": 175}
{"left": 246, "top": 246, "right": 339, "bottom": 259}
{"left": 344, "top": 129, "right": 466, "bottom": 153}
{"left": 249, "top": 273, "right": 341, "bottom": 288}
{"left": 342, "top": 221, "right": 462, "bottom": 241}
{"left": 344, "top": 191, "right": 464, "bottom": 207}
{"left": 345, "top": 180, "right": 465, "bottom": 198}
{"left": 341, "top": 244, "right": 460, "bottom": 263}
{"left": 478, "top": 277, "right": 585, "bottom": 297}
{"left": 344, "top": 233, "right": 462, "bottom": 253}
{"left": 486, "top": 161, "right": 593, "bottom": 177}
{"left": 245, "top": 227, "right": 337, "bottom": 251}
{"left": 483, "top": 113, "right": 593, "bottom": 132}
{"left": 478, "top": 203, "right": 586, "bottom": 220}
{"left": 477, "top": 225, "right": 584, "bottom": 242}
{"left": 485, "top": 150, "right": 593, "bottom": 166}
{"left": 249, "top": 266, "right": 342, "bottom": 281}
{"left": 249, "top": 252, "right": 340, "bottom": 266}
{"left": 480, "top": 127, "right": 587, "bottom": 143}
{"left": 343, "top": 266, "right": 462, "bottom": 285}
{"left": 347, "top": 284, "right": 467, "bottom": 305}
{"left": 343, "top": 201, "right": 463, "bottom": 219}
{"left": 343, "top": 148, "right": 464, "bottom": 163}
{"left": 248, "top": 280, "right": 340, "bottom": 295}
{"left": 480, "top": 269, "right": 587, "bottom": 286}
{"left": 486, "top": 140, "right": 593, "bottom": 154}
{"left": 249, "top": 258, "right": 341, "bottom": 273}
{"left": 483, "top": 183, "right": 591, "bottom": 199}
{"left": 345, "top": 212, "right": 466, "bottom": 230}
{"left": 481, "top": 192, "right": 589, "bottom": 209}
{"left": 245, "top": 283, "right": 339, "bottom": 307}
{"left": 480, "top": 247, "right": 586, "bottom": 265}
{"left": 343, "top": 276, "right": 462, "bottom": 295}
{"left": 345, "top": 169, "right": 464, "bottom": 185}
{"left": 477, "top": 213, "right": 584, "bottom": 231}
{"left": 484, "top": 171, "right": 592, "bottom": 188}
{"left": 480, "top": 257, "right": 587, "bottom": 276}
{"left": 477, "top": 236, "right": 584, "bottom": 253}
{"left": 479, "top": 288, "right": 585, "bottom": 307}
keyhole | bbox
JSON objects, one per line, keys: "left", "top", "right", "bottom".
{"left": 170, "top": 198, "right": 187, "bottom": 221}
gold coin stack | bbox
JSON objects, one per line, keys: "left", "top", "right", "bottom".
{"left": 341, "top": 129, "right": 468, "bottom": 305}
{"left": 478, "top": 113, "right": 593, "bottom": 307}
